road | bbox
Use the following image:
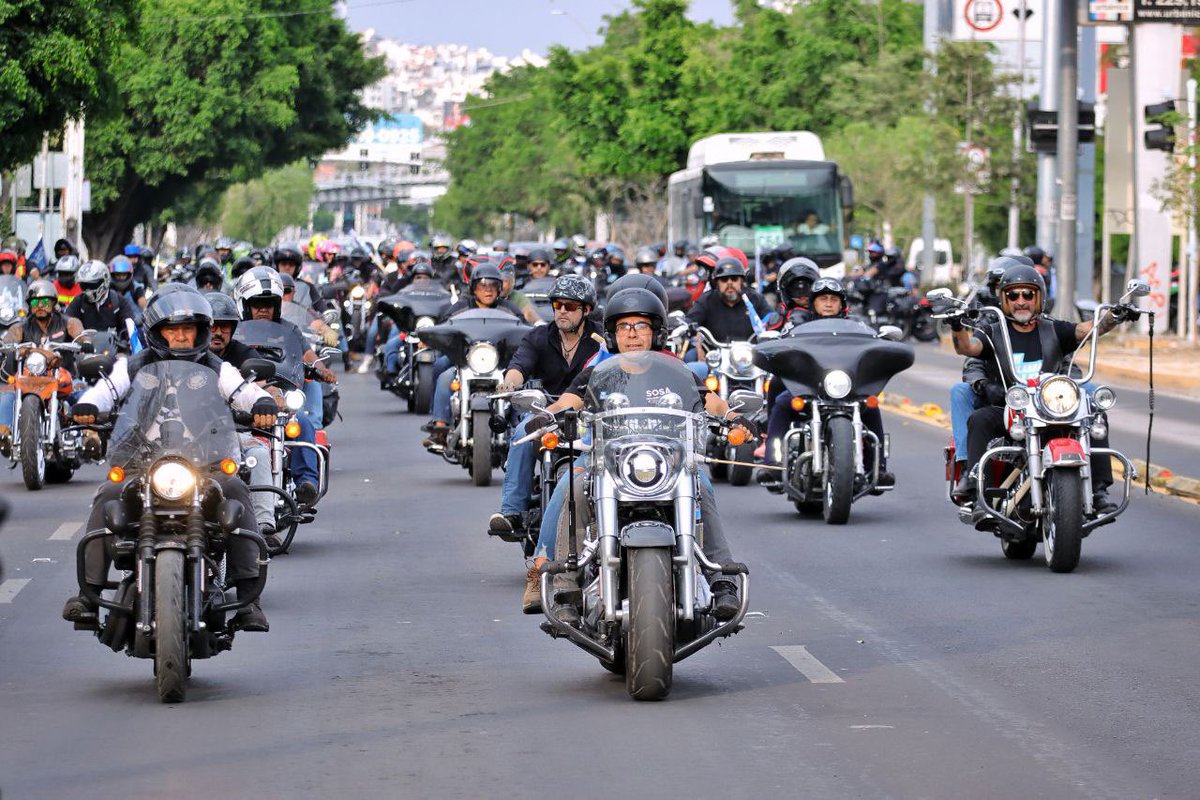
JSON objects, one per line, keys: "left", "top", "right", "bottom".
{"left": 1, "top": 369, "right": 1199, "bottom": 799}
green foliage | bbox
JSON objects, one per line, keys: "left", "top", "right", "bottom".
{"left": 311, "top": 207, "right": 336, "bottom": 233}
{"left": 82, "top": 0, "right": 385, "bottom": 257}
{"left": 219, "top": 162, "right": 313, "bottom": 243}
{"left": 0, "top": 0, "right": 136, "bottom": 172}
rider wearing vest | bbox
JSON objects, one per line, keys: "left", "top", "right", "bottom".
{"left": 65, "top": 260, "right": 140, "bottom": 339}
{"left": 949, "top": 264, "right": 1126, "bottom": 514}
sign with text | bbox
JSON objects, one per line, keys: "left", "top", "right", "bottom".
{"left": 952, "top": 0, "right": 1044, "bottom": 41}
{"left": 1134, "top": 0, "right": 1200, "bottom": 24}
{"left": 1086, "top": 0, "right": 1134, "bottom": 22}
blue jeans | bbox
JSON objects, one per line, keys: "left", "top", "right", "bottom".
{"left": 289, "top": 413, "right": 320, "bottom": 487}
{"left": 430, "top": 355, "right": 454, "bottom": 423}
{"left": 382, "top": 327, "right": 403, "bottom": 374}
{"left": 686, "top": 361, "right": 709, "bottom": 381}
{"left": 0, "top": 390, "right": 15, "bottom": 427}
{"left": 499, "top": 413, "right": 539, "bottom": 516}
{"left": 302, "top": 379, "right": 325, "bottom": 429}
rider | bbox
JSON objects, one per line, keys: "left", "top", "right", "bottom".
{"left": 684, "top": 257, "right": 768, "bottom": 355}
{"left": 109, "top": 255, "right": 149, "bottom": 315}
{"left": 765, "top": 257, "right": 820, "bottom": 334}
{"left": 192, "top": 257, "right": 227, "bottom": 293}
{"left": 64, "top": 260, "right": 140, "bottom": 338}
{"left": 487, "top": 275, "right": 602, "bottom": 540}
{"left": 274, "top": 244, "right": 332, "bottom": 313}
{"left": 526, "top": 249, "right": 553, "bottom": 283}
{"left": 53, "top": 255, "right": 83, "bottom": 306}
{"left": 522, "top": 287, "right": 754, "bottom": 621}
{"left": 125, "top": 243, "right": 156, "bottom": 291}
{"left": 497, "top": 258, "right": 543, "bottom": 325}
{"left": 429, "top": 233, "right": 456, "bottom": 285}
{"left": 948, "top": 263, "right": 1124, "bottom": 514}
{"left": 379, "top": 259, "right": 440, "bottom": 384}
{"left": 64, "top": 287, "right": 276, "bottom": 631}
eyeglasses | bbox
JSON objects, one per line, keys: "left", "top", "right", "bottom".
{"left": 29, "top": 297, "right": 55, "bottom": 308}
{"left": 716, "top": 276, "right": 743, "bottom": 284}
{"left": 614, "top": 321, "right": 653, "bottom": 334}
{"left": 530, "top": 261, "right": 550, "bottom": 268}
{"left": 1005, "top": 289, "right": 1037, "bottom": 302}
{"left": 551, "top": 300, "right": 582, "bottom": 313}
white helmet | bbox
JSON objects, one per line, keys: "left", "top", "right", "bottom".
{"left": 78, "top": 259, "right": 111, "bottom": 305}
{"left": 233, "top": 266, "right": 284, "bottom": 321}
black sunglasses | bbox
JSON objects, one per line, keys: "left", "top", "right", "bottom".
{"left": 1005, "top": 289, "right": 1037, "bottom": 302}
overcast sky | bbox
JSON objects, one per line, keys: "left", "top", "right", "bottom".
{"left": 344, "top": 0, "right": 737, "bottom": 55}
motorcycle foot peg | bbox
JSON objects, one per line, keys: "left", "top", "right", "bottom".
{"left": 541, "top": 561, "right": 567, "bottom": 575}
{"left": 720, "top": 562, "right": 749, "bottom": 575}
{"left": 73, "top": 613, "right": 100, "bottom": 632}
{"left": 538, "top": 620, "right": 560, "bottom": 638}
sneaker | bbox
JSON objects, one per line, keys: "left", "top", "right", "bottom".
{"left": 295, "top": 481, "right": 319, "bottom": 508}
{"left": 1092, "top": 488, "right": 1118, "bottom": 515}
{"left": 756, "top": 468, "right": 784, "bottom": 494}
{"left": 489, "top": 512, "right": 521, "bottom": 535}
{"left": 233, "top": 601, "right": 269, "bottom": 632}
{"left": 522, "top": 558, "right": 547, "bottom": 614}
{"left": 710, "top": 579, "right": 740, "bottom": 621}
{"left": 62, "top": 592, "right": 98, "bottom": 622}
{"left": 260, "top": 523, "right": 282, "bottom": 550}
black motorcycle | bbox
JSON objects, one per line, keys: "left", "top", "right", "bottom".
{"left": 374, "top": 285, "right": 452, "bottom": 413}
{"left": 70, "top": 360, "right": 269, "bottom": 702}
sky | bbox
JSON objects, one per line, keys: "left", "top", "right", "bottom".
{"left": 343, "top": 0, "right": 737, "bottom": 55}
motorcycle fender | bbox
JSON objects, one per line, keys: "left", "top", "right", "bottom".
{"left": 414, "top": 348, "right": 437, "bottom": 364}
{"left": 1043, "top": 437, "right": 1086, "bottom": 468}
{"left": 620, "top": 520, "right": 676, "bottom": 548}
{"left": 468, "top": 393, "right": 493, "bottom": 412}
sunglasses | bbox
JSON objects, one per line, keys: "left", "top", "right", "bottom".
{"left": 614, "top": 321, "right": 653, "bottom": 333}
{"left": 1005, "top": 289, "right": 1037, "bottom": 302}
{"left": 29, "top": 297, "right": 55, "bottom": 307}
{"left": 530, "top": 261, "right": 550, "bottom": 268}
{"left": 551, "top": 300, "right": 582, "bottom": 313}
{"left": 716, "top": 276, "right": 743, "bottom": 284}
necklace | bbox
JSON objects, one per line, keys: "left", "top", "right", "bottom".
{"left": 560, "top": 332, "right": 581, "bottom": 362}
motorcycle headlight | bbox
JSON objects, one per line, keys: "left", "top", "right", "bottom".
{"left": 705, "top": 350, "right": 722, "bottom": 369}
{"left": 823, "top": 369, "right": 852, "bottom": 399}
{"left": 605, "top": 442, "right": 683, "bottom": 496}
{"left": 1038, "top": 376, "right": 1081, "bottom": 417}
{"left": 350, "top": 286, "right": 365, "bottom": 300}
{"left": 0, "top": 307, "right": 13, "bottom": 322}
{"left": 604, "top": 392, "right": 630, "bottom": 411}
{"left": 150, "top": 459, "right": 197, "bottom": 502}
{"left": 284, "top": 389, "right": 305, "bottom": 411}
{"left": 1092, "top": 385, "right": 1116, "bottom": 410}
{"left": 415, "top": 315, "right": 435, "bottom": 330}
{"left": 1005, "top": 386, "right": 1031, "bottom": 410}
{"left": 25, "top": 351, "right": 47, "bottom": 376}
{"left": 466, "top": 342, "right": 499, "bottom": 374}
{"left": 730, "top": 342, "right": 754, "bottom": 372}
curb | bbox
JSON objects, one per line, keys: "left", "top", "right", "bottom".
{"left": 878, "top": 390, "right": 1200, "bottom": 506}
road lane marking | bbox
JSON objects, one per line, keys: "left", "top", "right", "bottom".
{"left": 770, "top": 645, "right": 845, "bottom": 684}
{"left": 0, "top": 578, "right": 32, "bottom": 603}
{"left": 50, "top": 522, "right": 83, "bottom": 541}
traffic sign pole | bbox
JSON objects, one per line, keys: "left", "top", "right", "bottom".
{"left": 1057, "top": 0, "right": 1079, "bottom": 320}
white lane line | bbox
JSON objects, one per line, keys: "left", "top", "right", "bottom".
{"left": 50, "top": 521, "right": 84, "bottom": 541}
{"left": 770, "top": 645, "right": 845, "bottom": 684}
{"left": 0, "top": 578, "right": 32, "bottom": 604}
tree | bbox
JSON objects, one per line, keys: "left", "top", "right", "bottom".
{"left": 0, "top": 0, "right": 136, "bottom": 172}
{"left": 82, "top": 0, "right": 384, "bottom": 257}
{"left": 219, "top": 162, "right": 313, "bottom": 243}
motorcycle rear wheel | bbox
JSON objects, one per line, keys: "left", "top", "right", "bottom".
{"left": 413, "top": 362, "right": 433, "bottom": 415}
{"left": 19, "top": 395, "right": 45, "bottom": 491}
{"left": 727, "top": 441, "right": 755, "bottom": 486}
{"left": 154, "top": 550, "right": 189, "bottom": 703}
{"left": 624, "top": 547, "right": 674, "bottom": 701}
{"left": 1043, "top": 470, "right": 1083, "bottom": 573}
{"left": 471, "top": 410, "right": 492, "bottom": 487}
{"left": 911, "top": 313, "right": 939, "bottom": 342}
{"left": 822, "top": 416, "right": 855, "bottom": 525}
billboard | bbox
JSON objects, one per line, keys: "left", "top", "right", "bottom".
{"left": 336, "top": 114, "right": 424, "bottom": 163}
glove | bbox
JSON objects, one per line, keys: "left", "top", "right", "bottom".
{"left": 72, "top": 402, "right": 99, "bottom": 424}
{"left": 947, "top": 314, "right": 965, "bottom": 332}
{"left": 251, "top": 397, "right": 277, "bottom": 417}
{"left": 971, "top": 379, "right": 989, "bottom": 398}
{"left": 1109, "top": 304, "right": 1136, "bottom": 323}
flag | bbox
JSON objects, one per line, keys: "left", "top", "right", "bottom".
{"left": 27, "top": 238, "right": 46, "bottom": 271}
{"left": 742, "top": 293, "right": 766, "bottom": 336}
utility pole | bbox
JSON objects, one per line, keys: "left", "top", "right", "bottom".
{"left": 1055, "top": 0, "right": 1079, "bottom": 320}
{"left": 1036, "top": 0, "right": 1062, "bottom": 255}
{"left": 1076, "top": 25, "right": 1097, "bottom": 302}
{"left": 1007, "top": 0, "right": 1032, "bottom": 250}
{"left": 1188, "top": 78, "right": 1198, "bottom": 343}
{"left": 921, "top": 0, "right": 940, "bottom": 280}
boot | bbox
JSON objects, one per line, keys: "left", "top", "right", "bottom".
{"left": 1092, "top": 486, "right": 1118, "bottom": 515}
{"left": 710, "top": 579, "right": 740, "bottom": 621}
{"left": 260, "top": 523, "right": 282, "bottom": 551}
{"left": 756, "top": 468, "right": 784, "bottom": 494}
{"left": 232, "top": 580, "right": 269, "bottom": 632}
{"left": 522, "top": 557, "right": 547, "bottom": 614}
{"left": 0, "top": 424, "right": 11, "bottom": 457}
{"left": 950, "top": 467, "right": 974, "bottom": 503}
{"left": 81, "top": 429, "right": 104, "bottom": 460}
{"left": 422, "top": 422, "right": 449, "bottom": 452}
{"left": 62, "top": 586, "right": 100, "bottom": 622}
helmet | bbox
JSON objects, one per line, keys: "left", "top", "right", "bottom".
{"left": 589, "top": 247, "right": 610, "bottom": 265}
{"left": 548, "top": 274, "right": 596, "bottom": 308}
{"left": 997, "top": 264, "right": 1047, "bottom": 315}
{"left": 496, "top": 255, "right": 517, "bottom": 278}
{"left": 603, "top": 287, "right": 667, "bottom": 351}
{"left": 998, "top": 246, "right": 1023, "bottom": 258}
{"left": 234, "top": 266, "right": 284, "bottom": 320}
{"left": 694, "top": 248, "right": 722, "bottom": 276}
{"left": 528, "top": 247, "right": 552, "bottom": 265}
{"left": 205, "top": 291, "right": 241, "bottom": 333}
{"left": 378, "top": 238, "right": 398, "bottom": 261}
{"left": 142, "top": 286, "right": 213, "bottom": 362}
{"left": 491, "top": 239, "right": 509, "bottom": 253}
{"left": 570, "top": 234, "right": 588, "bottom": 256}
{"left": 1022, "top": 245, "right": 1047, "bottom": 264}
{"left": 124, "top": 244, "right": 142, "bottom": 258}
{"left": 316, "top": 239, "right": 340, "bottom": 262}
{"left": 78, "top": 260, "right": 111, "bottom": 305}
{"left": 429, "top": 233, "right": 453, "bottom": 254}
{"left": 673, "top": 240, "right": 689, "bottom": 256}
{"left": 866, "top": 241, "right": 885, "bottom": 257}
{"left": 455, "top": 239, "right": 478, "bottom": 258}
{"left": 634, "top": 246, "right": 659, "bottom": 269}
{"left": 109, "top": 255, "right": 134, "bottom": 291}
{"left": 607, "top": 248, "right": 627, "bottom": 271}
{"left": 462, "top": 253, "right": 496, "bottom": 285}
{"left": 0, "top": 249, "right": 17, "bottom": 266}
{"left": 551, "top": 238, "right": 569, "bottom": 258}
{"left": 605, "top": 272, "right": 669, "bottom": 310}
{"left": 721, "top": 246, "right": 749, "bottom": 269}
{"left": 810, "top": 277, "right": 848, "bottom": 316}
{"left": 468, "top": 263, "right": 504, "bottom": 300}
{"left": 711, "top": 257, "right": 746, "bottom": 282}
{"left": 193, "top": 258, "right": 225, "bottom": 291}
{"left": 141, "top": 246, "right": 156, "bottom": 261}
{"left": 231, "top": 255, "right": 257, "bottom": 279}
{"left": 348, "top": 245, "right": 370, "bottom": 265}
{"left": 27, "top": 279, "right": 58, "bottom": 305}
{"left": 778, "top": 257, "right": 820, "bottom": 307}
{"left": 249, "top": 247, "right": 272, "bottom": 266}
{"left": 512, "top": 244, "right": 532, "bottom": 262}
{"left": 409, "top": 260, "right": 435, "bottom": 280}
{"left": 274, "top": 245, "right": 303, "bottom": 269}
{"left": 55, "top": 254, "right": 81, "bottom": 277}
{"left": 278, "top": 272, "right": 296, "bottom": 293}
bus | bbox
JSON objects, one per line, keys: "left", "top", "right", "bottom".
{"left": 667, "top": 131, "right": 854, "bottom": 275}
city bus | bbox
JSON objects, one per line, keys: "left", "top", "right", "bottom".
{"left": 667, "top": 131, "right": 854, "bottom": 275}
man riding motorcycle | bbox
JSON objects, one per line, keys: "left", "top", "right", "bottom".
{"left": 488, "top": 275, "right": 602, "bottom": 539}
{"left": 109, "top": 255, "right": 149, "bottom": 314}
{"left": 274, "top": 244, "right": 331, "bottom": 313}
{"left": 63, "top": 287, "right": 276, "bottom": 631}
{"left": 53, "top": 255, "right": 83, "bottom": 306}
{"left": 948, "top": 263, "right": 1126, "bottom": 516}
{"left": 682, "top": 258, "right": 768, "bottom": 375}
{"left": 65, "top": 260, "right": 140, "bottom": 340}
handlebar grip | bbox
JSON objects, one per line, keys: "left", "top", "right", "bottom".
{"left": 720, "top": 562, "right": 749, "bottom": 575}
{"left": 540, "top": 561, "right": 567, "bottom": 575}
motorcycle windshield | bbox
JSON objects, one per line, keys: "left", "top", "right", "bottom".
{"left": 585, "top": 353, "right": 706, "bottom": 450}
{"left": 233, "top": 319, "right": 307, "bottom": 388}
{"left": 0, "top": 275, "right": 25, "bottom": 322}
{"left": 108, "top": 361, "right": 240, "bottom": 472}
{"left": 419, "top": 307, "right": 531, "bottom": 367}
{"left": 377, "top": 287, "right": 452, "bottom": 327}
{"left": 753, "top": 318, "right": 914, "bottom": 397}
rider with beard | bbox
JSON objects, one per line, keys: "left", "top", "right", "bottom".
{"left": 526, "top": 249, "right": 554, "bottom": 284}
{"left": 64, "top": 288, "right": 277, "bottom": 631}
{"left": 684, "top": 257, "right": 768, "bottom": 347}
{"left": 53, "top": 255, "right": 83, "bottom": 306}
{"left": 488, "top": 275, "right": 602, "bottom": 540}
{"left": 65, "top": 260, "right": 139, "bottom": 337}
{"left": 756, "top": 278, "right": 895, "bottom": 492}
{"left": 950, "top": 264, "right": 1126, "bottom": 515}
{"left": 518, "top": 287, "right": 755, "bottom": 620}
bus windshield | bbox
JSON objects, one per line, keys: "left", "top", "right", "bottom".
{"left": 704, "top": 163, "right": 843, "bottom": 260}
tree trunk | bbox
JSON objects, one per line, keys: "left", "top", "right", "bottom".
{"left": 83, "top": 183, "right": 146, "bottom": 261}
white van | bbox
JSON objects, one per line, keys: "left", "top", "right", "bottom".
{"left": 908, "top": 238, "right": 954, "bottom": 284}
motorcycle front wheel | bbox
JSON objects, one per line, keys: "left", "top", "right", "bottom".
{"left": 1043, "top": 470, "right": 1083, "bottom": 573}
{"left": 413, "top": 362, "right": 433, "bottom": 415}
{"left": 625, "top": 547, "right": 675, "bottom": 701}
{"left": 822, "top": 416, "right": 855, "bottom": 525}
{"left": 19, "top": 395, "right": 45, "bottom": 490}
{"left": 154, "top": 550, "right": 189, "bottom": 703}
{"left": 471, "top": 410, "right": 493, "bottom": 487}
{"left": 727, "top": 441, "right": 755, "bottom": 486}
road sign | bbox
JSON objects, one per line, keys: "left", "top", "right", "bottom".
{"left": 952, "top": 0, "right": 1044, "bottom": 41}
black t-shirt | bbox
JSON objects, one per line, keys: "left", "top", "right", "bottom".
{"left": 507, "top": 319, "right": 602, "bottom": 397}
{"left": 973, "top": 318, "right": 1077, "bottom": 384}
{"left": 685, "top": 290, "right": 769, "bottom": 343}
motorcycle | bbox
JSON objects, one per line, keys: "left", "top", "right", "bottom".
{"left": 929, "top": 279, "right": 1149, "bottom": 573}
{"left": 69, "top": 359, "right": 269, "bottom": 703}
{"left": 418, "top": 309, "right": 531, "bottom": 485}
{"left": 520, "top": 276, "right": 557, "bottom": 323}
{"left": 0, "top": 275, "right": 26, "bottom": 335}
{"left": 753, "top": 319, "right": 914, "bottom": 523}
{"left": 515, "top": 353, "right": 754, "bottom": 700}
{"left": 374, "top": 284, "right": 453, "bottom": 413}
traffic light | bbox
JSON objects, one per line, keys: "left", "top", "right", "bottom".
{"left": 1144, "top": 101, "right": 1178, "bottom": 152}
{"left": 1025, "top": 102, "right": 1098, "bottom": 153}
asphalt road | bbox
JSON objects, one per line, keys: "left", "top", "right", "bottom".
{"left": 1, "top": 373, "right": 1198, "bottom": 799}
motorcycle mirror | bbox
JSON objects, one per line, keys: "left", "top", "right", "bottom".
{"left": 509, "top": 389, "right": 548, "bottom": 414}
{"left": 877, "top": 325, "right": 905, "bottom": 342}
{"left": 1075, "top": 298, "right": 1099, "bottom": 320}
{"left": 240, "top": 358, "right": 276, "bottom": 381}
{"left": 1124, "top": 278, "right": 1151, "bottom": 299}
{"left": 727, "top": 389, "right": 764, "bottom": 415}
{"left": 73, "top": 328, "right": 98, "bottom": 342}
{"left": 77, "top": 354, "right": 114, "bottom": 381}
{"left": 666, "top": 310, "right": 688, "bottom": 327}
{"left": 926, "top": 287, "right": 953, "bottom": 302}
{"left": 321, "top": 309, "right": 340, "bottom": 326}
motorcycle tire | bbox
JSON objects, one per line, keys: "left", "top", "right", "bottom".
{"left": 1043, "top": 470, "right": 1083, "bottom": 573}
{"left": 822, "top": 416, "right": 855, "bottom": 525}
{"left": 1001, "top": 538, "right": 1038, "bottom": 560}
{"left": 727, "top": 441, "right": 755, "bottom": 486}
{"left": 154, "top": 549, "right": 189, "bottom": 703}
{"left": 19, "top": 395, "right": 45, "bottom": 491}
{"left": 413, "top": 362, "right": 434, "bottom": 415}
{"left": 471, "top": 410, "right": 493, "bottom": 487}
{"left": 625, "top": 547, "right": 675, "bottom": 701}
{"left": 911, "top": 314, "right": 939, "bottom": 342}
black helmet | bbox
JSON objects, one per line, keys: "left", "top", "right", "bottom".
{"left": 634, "top": 246, "right": 659, "bottom": 268}
{"left": 777, "top": 257, "right": 820, "bottom": 308}
{"left": 249, "top": 247, "right": 272, "bottom": 266}
{"left": 673, "top": 240, "right": 688, "bottom": 256}
{"left": 605, "top": 272, "right": 669, "bottom": 309}
{"left": 548, "top": 274, "right": 596, "bottom": 308}
{"left": 512, "top": 244, "right": 532, "bottom": 262}
{"left": 998, "top": 264, "right": 1047, "bottom": 315}
{"left": 608, "top": 248, "right": 627, "bottom": 271}
{"left": 1022, "top": 245, "right": 1047, "bottom": 264}
{"left": 589, "top": 247, "right": 610, "bottom": 265}
{"left": 349, "top": 245, "right": 370, "bottom": 265}
{"left": 468, "top": 263, "right": 503, "bottom": 300}
{"left": 231, "top": 255, "right": 257, "bottom": 279}
{"left": 528, "top": 247, "right": 552, "bottom": 265}
{"left": 810, "top": 277, "right": 848, "bottom": 317}
{"left": 205, "top": 291, "right": 241, "bottom": 333}
{"left": 603, "top": 287, "right": 667, "bottom": 351}
{"left": 53, "top": 238, "right": 77, "bottom": 257}
{"left": 491, "top": 238, "right": 509, "bottom": 253}
{"left": 278, "top": 272, "right": 296, "bottom": 293}
{"left": 274, "top": 245, "right": 303, "bottom": 268}
{"left": 711, "top": 257, "right": 746, "bottom": 282}
{"left": 143, "top": 286, "right": 213, "bottom": 362}
{"left": 193, "top": 259, "right": 225, "bottom": 291}
{"left": 409, "top": 260, "right": 435, "bottom": 279}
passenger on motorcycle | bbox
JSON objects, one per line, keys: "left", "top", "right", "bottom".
{"left": 757, "top": 277, "right": 895, "bottom": 491}
{"left": 488, "top": 275, "right": 602, "bottom": 537}
{"left": 422, "top": 263, "right": 523, "bottom": 450}
{"left": 65, "top": 260, "right": 140, "bottom": 338}
{"left": 64, "top": 287, "right": 276, "bottom": 631}
{"left": 520, "top": 287, "right": 755, "bottom": 619}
